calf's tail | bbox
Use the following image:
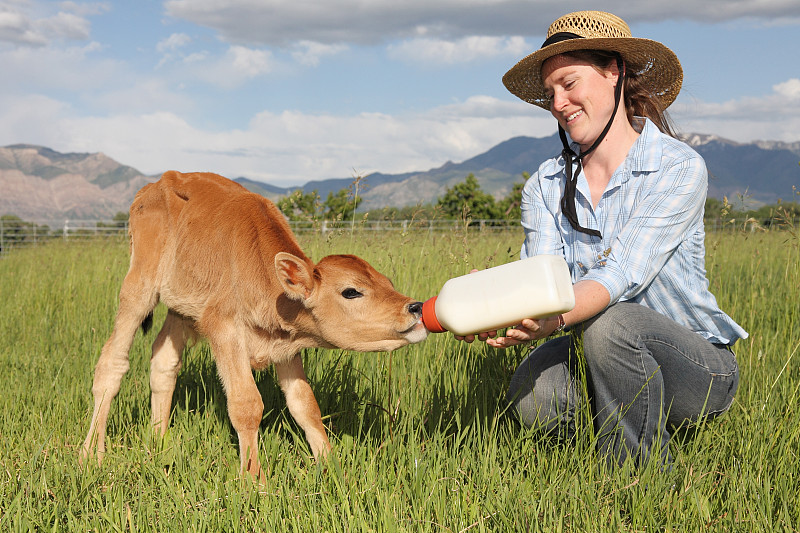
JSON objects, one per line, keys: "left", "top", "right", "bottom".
{"left": 141, "top": 312, "right": 154, "bottom": 335}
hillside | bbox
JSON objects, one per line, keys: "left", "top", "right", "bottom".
{"left": 1, "top": 134, "right": 798, "bottom": 223}
{"left": 683, "top": 135, "right": 800, "bottom": 204}
{"left": 0, "top": 144, "right": 156, "bottom": 223}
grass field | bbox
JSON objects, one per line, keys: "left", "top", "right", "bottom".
{"left": 1, "top": 224, "right": 798, "bottom": 531}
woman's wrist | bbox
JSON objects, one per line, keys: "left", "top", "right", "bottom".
{"left": 553, "top": 314, "right": 566, "bottom": 334}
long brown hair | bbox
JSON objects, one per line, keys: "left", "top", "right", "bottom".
{"left": 562, "top": 50, "right": 678, "bottom": 138}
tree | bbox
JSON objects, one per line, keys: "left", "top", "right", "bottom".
{"left": 498, "top": 172, "right": 529, "bottom": 221}
{"left": 277, "top": 189, "right": 322, "bottom": 221}
{"left": 97, "top": 211, "right": 129, "bottom": 229}
{"left": 704, "top": 197, "right": 725, "bottom": 221}
{"left": 324, "top": 187, "right": 363, "bottom": 221}
{"left": 112, "top": 211, "right": 129, "bottom": 227}
{"left": 436, "top": 174, "right": 501, "bottom": 220}
{"left": 0, "top": 214, "right": 50, "bottom": 244}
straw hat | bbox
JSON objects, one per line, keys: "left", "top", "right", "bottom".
{"left": 503, "top": 11, "right": 683, "bottom": 110}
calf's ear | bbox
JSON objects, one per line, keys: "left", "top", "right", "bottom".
{"left": 275, "top": 252, "right": 315, "bottom": 301}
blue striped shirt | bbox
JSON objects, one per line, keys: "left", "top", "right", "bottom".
{"left": 520, "top": 118, "right": 747, "bottom": 345}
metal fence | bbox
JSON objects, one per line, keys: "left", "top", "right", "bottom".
{"left": 0, "top": 218, "right": 524, "bottom": 256}
{"left": 1, "top": 216, "right": 798, "bottom": 257}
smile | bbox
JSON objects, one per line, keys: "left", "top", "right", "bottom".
{"left": 566, "top": 110, "right": 583, "bottom": 122}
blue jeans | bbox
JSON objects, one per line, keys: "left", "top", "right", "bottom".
{"left": 506, "top": 302, "right": 739, "bottom": 468}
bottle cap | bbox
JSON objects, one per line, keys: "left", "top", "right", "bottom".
{"left": 421, "top": 296, "right": 447, "bottom": 333}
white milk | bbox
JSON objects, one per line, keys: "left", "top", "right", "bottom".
{"left": 421, "top": 254, "right": 575, "bottom": 336}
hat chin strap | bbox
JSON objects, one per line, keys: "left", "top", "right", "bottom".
{"left": 558, "top": 55, "right": 625, "bottom": 239}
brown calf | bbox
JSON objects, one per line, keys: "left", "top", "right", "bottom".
{"left": 80, "top": 171, "right": 427, "bottom": 480}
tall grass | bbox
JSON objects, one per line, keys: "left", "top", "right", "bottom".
{"left": 0, "top": 226, "right": 798, "bottom": 531}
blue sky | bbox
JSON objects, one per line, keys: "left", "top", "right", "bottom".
{"left": 1, "top": 1, "right": 799, "bottom": 187}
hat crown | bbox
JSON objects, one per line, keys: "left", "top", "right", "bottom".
{"left": 547, "top": 11, "right": 632, "bottom": 40}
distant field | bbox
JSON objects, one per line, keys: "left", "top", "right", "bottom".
{"left": 1, "top": 226, "right": 798, "bottom": 531}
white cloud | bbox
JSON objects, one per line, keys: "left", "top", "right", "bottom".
{"left": 36, "top": 10, "right": 89, "bottom": 40}
{"left": 156, "top": 43, "right": 276, "bottom": 89}
{"left": 164, "top": 0, "right": 800, "bottom": 47}
{"left": 0, "top": 2, "right": 94, "bottom": 46}
{"left": 0, "top": 8, "right": 48, "bottom": 45}
{"left": 291, "top": 40, "right": 348, "bottom": 67}
{"left": 0, "top": 40, "right": 120, "bottom": 92}
{"left": 90, "top": 78, "right": 193, "bottom": 115}
{"left": 228, "top": 45, "right": 271, "bottom": 78}
{"left": 388, "top": 35, "right": 530, "bottom": 65}
{"left": 157, "top": 32, "right": 191, "bottom": 53}
{"left": 58, "top": 2, "right": 110, "bottom": 18}
{"left": 671, "top": 77, "right": 800, "bottom": 141}
{"left": 0, "top": 93, "right": 72, "bottom": 145}
{"left": 774, "top": 78, "right": 800, "bottom": 99}
{"left": 432, "top": 95, "right": 532, "bottom": 119}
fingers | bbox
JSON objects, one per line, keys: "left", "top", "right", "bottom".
{"left": 486, "top": 336, "right": 523, "bottom": 348}
{"left": 477, "top": 330, "right": 497, "bottom": 341}
{"left": 486, "top": 328, "right": 534, "bottom": 349}
{"left": 487, "top": 319, "right": 551, "bottom": 348}
{"left": 454, "top": 318, "right": 556, "bottom": 347}
{"left": 510, "top": 327, "right": 535, "bottom": 342}
{"left": 454, "top": 330, "right": 497, "bottom": 343}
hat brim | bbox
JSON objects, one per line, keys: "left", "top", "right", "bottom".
{"left": 502, "top": 37, "right": 683, "bottom": 110}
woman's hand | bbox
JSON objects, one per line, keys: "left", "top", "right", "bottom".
{"left": 487, "top": 316, "right": 561, "bottom": 348}
{"left": 452, "top": 280, "right": 612, "bottom": 349}
{"left": 453, "top": 315, "right": 561, "bottom": 348}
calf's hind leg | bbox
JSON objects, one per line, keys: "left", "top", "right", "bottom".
{"left": 150, "top": 311, "right": 195, "bottom": 436}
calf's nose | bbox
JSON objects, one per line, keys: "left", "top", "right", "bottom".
{"left": 407, "top": 301, "right": 423, "bottom": 317}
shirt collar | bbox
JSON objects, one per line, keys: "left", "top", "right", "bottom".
{"left": 628, "top": 118, "right": 663, "bottom": 174}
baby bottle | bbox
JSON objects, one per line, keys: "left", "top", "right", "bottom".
{"left": 421, "top": 254, "right": 575, "bottom": 336}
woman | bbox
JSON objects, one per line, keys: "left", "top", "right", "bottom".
{"left": 467, "top": 11, "right": 746, "bottom": 468}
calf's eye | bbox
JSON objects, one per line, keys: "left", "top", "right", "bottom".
{"left": 341, "top": 288, "right": 363, "bottom": 299}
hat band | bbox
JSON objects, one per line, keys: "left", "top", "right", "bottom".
{"left": 541, "top": 31, "right": 584, "bottom": 48}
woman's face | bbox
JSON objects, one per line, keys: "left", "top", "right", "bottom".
{"left": 541, "top": 54, "right": 619, "bottom": 149}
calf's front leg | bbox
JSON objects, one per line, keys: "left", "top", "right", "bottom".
{"left": 210, "top": 331, "right": 265, "bottom": 481}
{"left": 275, "top": 354, "right": 331, "bottom": 460}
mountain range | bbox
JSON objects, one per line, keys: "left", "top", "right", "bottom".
{"left": 2, "top": 134, "right": 799, "bottom": 224}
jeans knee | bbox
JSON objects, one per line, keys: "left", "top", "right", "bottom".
{"left": 583, "top": 304, "right": 630, "bottom": 350}
{"left": 506, "top": 348, "right": 579, "bottom": 433}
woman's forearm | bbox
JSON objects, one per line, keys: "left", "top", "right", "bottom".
{"left": 563, "top": 279, "right": 611, "bottom": 328}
